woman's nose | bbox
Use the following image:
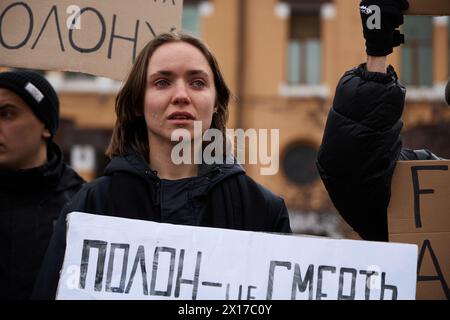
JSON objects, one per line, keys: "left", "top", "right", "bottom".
{"left": 171, "top": 82, "right": 191, "bottom": 106}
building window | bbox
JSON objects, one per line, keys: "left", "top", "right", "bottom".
{"left": 182, "top": 1, "right": 201, "bottom": 37}
{"left": 401, "top": 16, "right": 433, "bottom": 87}
{"left": 282, "top": 142, "right": 319, "bottom": 186}
{"left": 287, "top": 10, "right": 321, "bottom": 85}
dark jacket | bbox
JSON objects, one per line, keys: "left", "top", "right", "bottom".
{"left": 317, "top": 64, "right": 442, "bottom": 242}
{"left": 32, "top": 151, "right": 291, "bottom": 299}
{"left": 0, "top": 142, "right": 84, "bottom": 300}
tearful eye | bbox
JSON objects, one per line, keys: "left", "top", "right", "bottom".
{"left": 154, "top": 79, "right": 170, "bottom": 88}
{"left": 191, "top": 80, "right": 206, "bottom": 89}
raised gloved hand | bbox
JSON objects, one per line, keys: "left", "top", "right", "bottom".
{"left": 360, "top": 0, "right": 409, "bottom": 56}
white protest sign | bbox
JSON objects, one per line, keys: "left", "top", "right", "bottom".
{"left": 0, "top": 0, "right": 183, "bottom": 80}
{"left": 57, "top": 212, "right": 418, "bottom": 300}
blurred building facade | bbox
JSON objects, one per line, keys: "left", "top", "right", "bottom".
{"left": 5, "top": 0, "right": 449, "bottom": 237}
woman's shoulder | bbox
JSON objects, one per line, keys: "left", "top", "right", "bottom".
{"left": 226, "top": 173, "right": 291, "bottom": 233}
{"left": 65, "top": 176, "right": 113, "bottom": 212}
{"left": 233, "top": 173, "right": 285, "bottom": 207}
{"left": 77, "top": 176, "right": 112, "bottom": 195}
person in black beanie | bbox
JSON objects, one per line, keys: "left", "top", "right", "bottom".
{"left": 0, "top": 69, "right": 85, "bottom": 299}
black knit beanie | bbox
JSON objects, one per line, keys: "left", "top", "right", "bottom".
{"left": 0, "top": 70, "right": 59, "bottom": 138}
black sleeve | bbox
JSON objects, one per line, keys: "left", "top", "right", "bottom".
{"left": 273, "top": 198, "right": 292, "bottom": 234}
{"left": 31, "top": 184, "right": 95, "bottom": 300}
{"left": 317, "top": 64, "right": 406, "bottom": 241}
{"left": 31, "top": 177, "right": 112, "bottom": 299}
{"left": 31, "top": 203, "right": 70, "bottom": 300}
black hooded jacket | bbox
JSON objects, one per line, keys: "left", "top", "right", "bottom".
{"left": 0, "top": 142, "right": 84, "bottom": 300}
{"left": 32, "top": 151, "right": 291, "bottom": 299}
{"left": 317, "top": 64, "right": 442, "bottom": 242}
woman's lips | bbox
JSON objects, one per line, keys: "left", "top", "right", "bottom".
{"left": 167, "top": 112, "right": 196, "bottom": 125}
{"left": 167, "top": 118, "right": 195, "bottom": 125}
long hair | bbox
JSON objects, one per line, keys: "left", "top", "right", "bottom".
{"left": 106, "top": 32, "right": 231, "bottom": 162}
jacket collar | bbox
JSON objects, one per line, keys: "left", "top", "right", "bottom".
{"left": 103, "top": 149, "right": 245, "bottom": 193}
{"left": 0, "top": 142, "right": 66, "bottom": 192}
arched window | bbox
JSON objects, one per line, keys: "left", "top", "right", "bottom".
{"left": 282, "top": 142, "right": 319, "bottom": 186}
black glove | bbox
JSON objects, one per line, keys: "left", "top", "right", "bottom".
{"left": 360, "top": 0, "right": 409, "bottom": 56}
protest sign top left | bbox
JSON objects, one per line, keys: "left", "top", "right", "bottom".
{"left": 0, "top": 0, "right": 183, "bottom": 80}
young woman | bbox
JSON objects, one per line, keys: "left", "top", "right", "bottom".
{"left": 32, "top": 32, "right": 291, "bottom": 299}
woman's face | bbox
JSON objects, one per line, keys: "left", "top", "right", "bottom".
{"left": 144, "top": 41, "right": 217, "bottom": 145}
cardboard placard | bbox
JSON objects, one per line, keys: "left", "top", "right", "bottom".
{"left": 388, "top": 160, "right": 450, "bottom": 300}
{"left": 0, "top": 0, "right": 183, "bottom": 80}
{"left": 56, "top": 212, "right": 418, "bottom": 300}
{"left": 406, "top": 0, "right": 450, "bottom": 16}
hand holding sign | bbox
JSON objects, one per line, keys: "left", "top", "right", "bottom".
{"left": 360, "top": 0, "right": 409, "bottom": 57}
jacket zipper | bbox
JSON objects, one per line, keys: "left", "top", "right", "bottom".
{"left": 145, "top": 170, "right": 161, "bottom": 207}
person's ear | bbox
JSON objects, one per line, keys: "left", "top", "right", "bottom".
{"left": 42, "top": 128, "right": 51, "bottom": 139}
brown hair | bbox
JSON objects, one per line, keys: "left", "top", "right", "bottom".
{"left": 106, "top": 32, "right": 231, "bottom": 162}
